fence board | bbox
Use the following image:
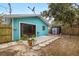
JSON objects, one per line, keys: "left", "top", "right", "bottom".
{"left": 62, "top": 27, "right": 79, "bottom": 35}
{"left": 0, "top": 24, "right": 12, "bottom": 43}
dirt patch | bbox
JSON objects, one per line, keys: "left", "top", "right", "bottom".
{"left": 0, "top": 35, "right": 79, "bottom": 56}
{"left": 0, "top": 44, "right": 39, "bottom": 56}
{"left": 0, "top": 44, "right": 28, "bottom": 56}
{"left": 37, "top": 35, "right": 79, "bottom": 56}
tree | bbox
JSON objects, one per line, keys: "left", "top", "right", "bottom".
{"left": 41, "top": 3, "right": 78, "bottom": 37}
{"left": 0, "top": 3, "right": 12, "bottom": 24}
{"left": 74, "top": 4, "right": 79, "bottom": 27}
{"left": 42, "top": 3, "right": 77, "bottom": 26}
{"left": 41, "top": 10, "right": 49, "bottom": 18}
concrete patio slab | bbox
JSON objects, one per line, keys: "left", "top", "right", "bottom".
{"left": 34, "top": 35, "right": 60, "bottom": 45}
{"left": 39, "top": 43, "right": 46, "bottom": 47}
{"left": 32, "top": 35, "right": 60, "bottom": 50}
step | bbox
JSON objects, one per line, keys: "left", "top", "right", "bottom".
{"left": 22, "top": 41, "right": 28, "bottom": 45}
{"left": 39, "top": 43, "right": 46, "bottom": 47}
{"left": 47, "top": 40, "right": 53, "bottom": 43}
{"left": 44, "top": 42, "right": 50, "bottom": 45}
{"left": 32, "top": 45, "right": 41, "bottom": 50}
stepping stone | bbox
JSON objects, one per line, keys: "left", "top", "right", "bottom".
{"left": 51, "top": 39, "right": 55, "bottom": 41}
{"left": 39, "top": 43, "right": 46, "bottom": 47}
{"left": 48, "top": 40, "right": 53, "bottom": 43}
{"left": 1, "top": 44, "right": 8, "bottom": 48}
{"left": 8, "top": 42, "right": 17, "bottom": 46}
{"left": 10, "top": 42, "right": 17, "bottom": 46}
{"left": 44, "top": 42, "right": 50, "bottom": 45}
{"left": 22, "top": 41, "right": 28, "bottom": 45}
{"left": 32, "top": 45, "right": 41, "bottom": 50}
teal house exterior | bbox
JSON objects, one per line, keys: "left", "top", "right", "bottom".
{"left": 3, "top": 14, "right": 49, "bottom": 41}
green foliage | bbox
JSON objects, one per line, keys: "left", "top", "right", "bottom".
{"left": 27, "top": 35, "right": 36, "bottom": 41}
{"left": 21, "top": 34, "right": 29, "bottom": 40}
{"left": 41, "top": 3, "right": 78, "bottom": 27}
{"left": 48, "top": 3, "right": 72, "bottom": 18}
{"left": 31, "top": 35, "right": 36, "bottom": 41}
{"left": 21, "top": 34, "right": 36, "bottom": 41}
{"left": 41, "top": 10, "right": 49, "bottom": 18}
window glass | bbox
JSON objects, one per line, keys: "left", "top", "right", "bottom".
{"left": 42, "top": 26, "right": 45, "bottom": 31}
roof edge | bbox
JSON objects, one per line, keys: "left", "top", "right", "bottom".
{"left": 0, "top": 14, "right": 49, "bottom": 26}
{"left": 0, "top": 14, "right": 40, "bottom": 18}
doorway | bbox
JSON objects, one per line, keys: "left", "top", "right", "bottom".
{"left": 20, "top": 23, "right": 36, "bottom": 37}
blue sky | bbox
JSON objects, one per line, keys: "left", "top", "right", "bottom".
{"left": 0, "top": 3, "right": 48, "bottom": 14}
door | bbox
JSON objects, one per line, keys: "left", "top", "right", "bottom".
{"left": 20, "top": 23, "right": 36, "bottom": 37}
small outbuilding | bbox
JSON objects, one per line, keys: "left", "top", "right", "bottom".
{"left": 3, "top": 14, "right": 49, "bottom": 41}
{"left": 51, "top": 26, "right": 61, "bottom": 35}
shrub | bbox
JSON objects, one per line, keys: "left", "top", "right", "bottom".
{"left": 21, "top": 34, "right": 28, "bottom": 40}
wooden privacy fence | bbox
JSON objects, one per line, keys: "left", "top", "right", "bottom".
{"left": 0, "top": 24, "right": 12, "bottom": 44}
{"left": 62, "top": 27, "right": 79, "bottom": 35}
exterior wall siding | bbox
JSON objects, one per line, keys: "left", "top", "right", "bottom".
{"left": 2, "top": 17, "right": 11, "bottom": 25}
{"left": 13, "top": 17, "right": 48, "bottom": 41}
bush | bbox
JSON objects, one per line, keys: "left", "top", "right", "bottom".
{"left": 21, "top": 34, "right": 28, "bottom": 40}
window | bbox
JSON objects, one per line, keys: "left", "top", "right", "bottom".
{"left": 42, "top": 26, "right": 45, "bottom": 31}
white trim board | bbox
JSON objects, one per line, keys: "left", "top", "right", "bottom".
{"left": 19, "top": 22, "right": 37, "bottom": 39}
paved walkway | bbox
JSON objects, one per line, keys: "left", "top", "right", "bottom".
{"left": 34, "top": 35, "right": 60, "bottom": 45}
{"left": 0, "top": 35, "right": 60, "bottom": 49}
{"left": 32, "top": 35, "right": 60, "bottom": 50}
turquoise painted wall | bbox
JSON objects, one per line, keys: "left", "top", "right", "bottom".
{"left": 13, "top": 17, "right": 48, "bottom": 41}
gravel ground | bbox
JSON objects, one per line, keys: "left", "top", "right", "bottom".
{"left": 0, "top": 35, "right": 79, "bottom": 56}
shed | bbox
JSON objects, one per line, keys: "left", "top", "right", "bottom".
{"left": 3, "top": 14, "right": 49, "bottom": 41}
